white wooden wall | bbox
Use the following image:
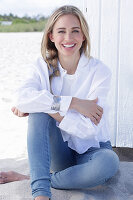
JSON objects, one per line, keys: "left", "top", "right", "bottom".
{"left": 81, "top": 0, "right": 133, "bottom": 147}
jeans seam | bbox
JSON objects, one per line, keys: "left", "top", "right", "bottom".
{"left": 42, "top": 116, "right": 53, "bottom": 179}
{"left": 32, "top": 114, "right": 53, "bottom": 197}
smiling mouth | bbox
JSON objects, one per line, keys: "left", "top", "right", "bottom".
{"left": 62, "top": 44, "right": 76, "bottom": 48}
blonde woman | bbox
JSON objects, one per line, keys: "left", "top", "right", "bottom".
{"left": 0, "top": 5, "right": 119, "bottom": 200}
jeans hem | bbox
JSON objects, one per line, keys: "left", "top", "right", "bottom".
{"left": 32, "top": 190, "right": 51, "bottom": 199}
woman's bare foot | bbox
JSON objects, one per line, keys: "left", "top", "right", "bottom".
{"left": 0, "top": 171, "right": 30, "bottom": 184}
{"left": 35, "top": 196, "right": 49, "bottom": 200}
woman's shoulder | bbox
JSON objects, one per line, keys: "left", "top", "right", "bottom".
{"left": 34, "top": 56, "right": 48, "bottom": 70}
{"left": 24, "top": 57, "right": 49, "bottom": 80}
{"left": 89, "top": 56, "right": 112, "bottom": 77}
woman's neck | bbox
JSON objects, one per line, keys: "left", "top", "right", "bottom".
{"left": 58, "top": 53, "right": 80, "bottom": 75}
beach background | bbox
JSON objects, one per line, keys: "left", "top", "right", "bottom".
{"left": 0, "top": 32, "right": 43, "bottom": 161}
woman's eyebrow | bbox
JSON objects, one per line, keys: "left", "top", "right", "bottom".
{"left": 57, "top": 27, "right": 80, "bottom": 30}
{"left": 57, "top": 28, "right": 65, "bottom": 30}
{"left": 72, "top": 27, "right": 80, "bottom": 29}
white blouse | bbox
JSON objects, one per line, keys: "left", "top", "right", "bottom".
{"left": 15, "top": 53, "right": 112, "bottom": 154}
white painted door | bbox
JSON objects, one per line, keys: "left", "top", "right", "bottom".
{"left": 83, "top": 0, "right": 133, "bottom": 147}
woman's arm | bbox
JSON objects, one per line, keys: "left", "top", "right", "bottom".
{"left": 48, "top": 97, "right": 103, "bottom": 124}
{"left": 11, "top": 97, "right": 103, "bottom": 125}
{"left": 11, "top": 58, "right": 103, "bottom": 124}
{"left": 69, "top": 97, "right": 103, "bottom": 125}
{"left": 11, "top": 107, "right": 64, "bottom": 122}
{"left": 57, "top": 68, "right": 112, "bottom": 139}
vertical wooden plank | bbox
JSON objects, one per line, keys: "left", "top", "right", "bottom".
{"left": 84, "top": 0, "right": 101, "bottom": 58}
{"left": 99, "top": 0, "right": 120, "bottom": 146}
{"left": 116, "top": 0, "right": 133, "bottom": 147}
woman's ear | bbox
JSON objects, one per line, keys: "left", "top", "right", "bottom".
{"left": 83, "top": 35, "right": 85, "bottom": 41}
{"left": 49, "top": 33, "right": 54, "bottom": 42}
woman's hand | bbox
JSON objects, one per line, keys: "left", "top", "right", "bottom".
{"left": 70, "top": 97, "right": 103, "bottom": 125}
{"left": 11, "top": 107, "right": 29, "bottom": 117}
{"left": 11, "top": 107, "right": 63, "bottom": 123}
{"left": 48, "top": 113, "right": 64, "bottom": 123}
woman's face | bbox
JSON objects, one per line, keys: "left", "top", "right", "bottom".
{"left": 49, "top": 14, "right": 85, "bottom": 58}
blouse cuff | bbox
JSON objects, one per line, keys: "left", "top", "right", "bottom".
{"left": 59, "top": 96, "right": 72, "bottom": 116}
{"left": 58, "top": 111, "right": 94, "bottom": 139}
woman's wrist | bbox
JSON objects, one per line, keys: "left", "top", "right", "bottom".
{"left": 48, "top": 112, "right": 64, "bottom": 122}
{"left": 69, "top": 97, "right": 80, "bottom": 111}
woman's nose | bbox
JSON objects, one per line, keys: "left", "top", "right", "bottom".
{"left": 65, "top": 32, "right": 73, "bottom": 40}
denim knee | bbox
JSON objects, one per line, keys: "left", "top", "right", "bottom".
{"left": 29, "top": 112, "right": 51, "bottom": 121}
{"left": 94, "top": 149, "right": 119, "bottom": 179}
{"left": 83, "top": 149, "right": 119, "bottom": 188}
{"left": 106, "top": 150, "right": 119, "bottom": 178}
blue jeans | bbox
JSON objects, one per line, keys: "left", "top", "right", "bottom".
{"left": 27, "top": 113, "right": 119, "bottom": 199}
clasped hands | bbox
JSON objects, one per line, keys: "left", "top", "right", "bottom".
{"left": 11, "top": 97, "right": 103, "bottom": 126}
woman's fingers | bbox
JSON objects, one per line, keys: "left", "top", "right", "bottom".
{"left": 11, "top": 107, "right": 15, "bottom": 112}
{"left": 90, "top": 115, "right": 98, "bottom": 126}
{"left": 14, "top": 108, "right": 19, "bottom": 116}
{"left": 91, "top": 107, "right": 103, "bottom": 125}
{"left": 18, "top": 110, "right": 23, "bottom": 117}
{"left": 17, "top": 110, "right": 27, "bottom": 117}
{"left": 97, "top": 105, "right": 103, "bottom": 113}
{"left": 93, "top": 113, "right": 101, "bottom": 123}
{"left": 18, "top": 111, "right": 29, "bottom": 117}
{"left": 11, "top": 107, "right": 29, "bottom": 117}
{"left": 91, "top": 113, "right": 100, "bottom": 125}
{"left": 96, "top": 109, "right": 102, "bottom": 117}
{"left": 23, "top": 113, "right": 29, "bottom": 117}
{"left": 11, "top": 107, "right": 18, "bottom": 115}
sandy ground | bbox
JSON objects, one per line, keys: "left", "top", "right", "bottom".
{"left": 0, "top": 32, "right": 43, "bottom": 160}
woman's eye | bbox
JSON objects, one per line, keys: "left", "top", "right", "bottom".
{"left": 72, "top": 30, "right": 79, "bottom": 33}
{"left": 58, "top": 31, "right": 65, "bottom": 33}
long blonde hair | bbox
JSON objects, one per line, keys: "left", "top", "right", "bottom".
{"left": 41, "top": 5, "right": 91, "bottom": 78}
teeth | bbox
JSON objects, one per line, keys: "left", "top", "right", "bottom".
{"left": 63, "top": 44, "right": 75, "bottom": 48}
